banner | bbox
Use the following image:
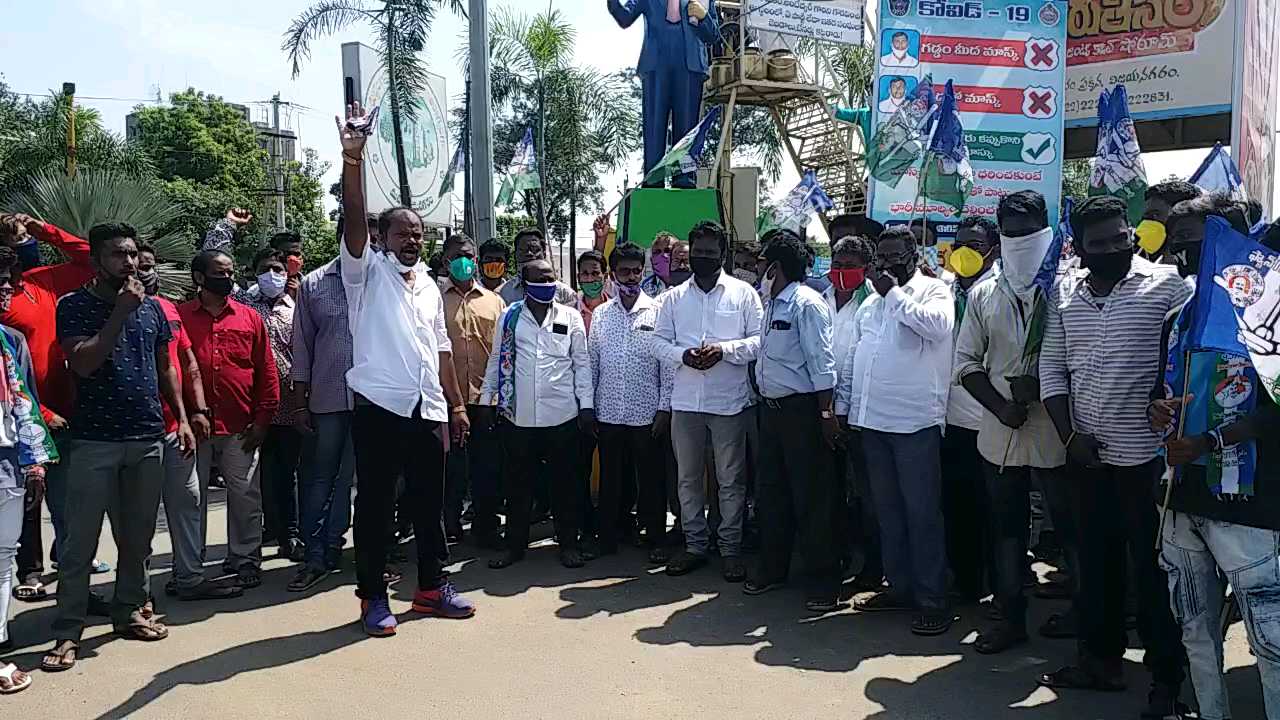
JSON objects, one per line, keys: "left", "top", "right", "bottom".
{"left": 869, "top": 0, "right": 1067, "bottom": 239}
{"left": 744, "top": 0, "right": 864, "bottom": 45}
{"left": 1232, "top": 0, "right": 1280, "bottom": 218}
{"left": 1064, "top": 0, "right": 1236, "bottom": 125}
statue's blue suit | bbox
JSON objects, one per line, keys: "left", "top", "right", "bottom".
{"left": 607, "top": 0, "right": 719, "bottom": 188}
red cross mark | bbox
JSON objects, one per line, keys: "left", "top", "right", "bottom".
{"left": 1029, "top": 42, "right": 1055, "bottom": 67}
{"left": 1027, "top": 91, "right": 1053, "bottom": 115}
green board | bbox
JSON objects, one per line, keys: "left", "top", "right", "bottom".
{"left": 620, "top": 188, "right": 724, "bottom": 249}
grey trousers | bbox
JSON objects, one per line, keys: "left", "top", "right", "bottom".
{"left": 52, "top": 438, "right": 164, "bottom": 641}
{"left": 197, "top": 434, "right": 262, "bottom": 571}
{"left": 671, "top": 410, "right": 749, "bottom": 556}
{"left": 862, "top": 427, "right": 949, "bottom": 610}
{"left": 160, "top": 432, "right": 204, "bottom": 589}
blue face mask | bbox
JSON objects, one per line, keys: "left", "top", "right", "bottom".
{"left": 525, "top": 281, "right": 558, "bottom": 304}
{"left": 14, "top": 239, "right": 41, "bottom": 270}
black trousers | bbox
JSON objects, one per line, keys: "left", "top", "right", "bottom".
{"left": 261, "top": 424, "right": 303, "bottom": 544}
{"left": 444, "top": 404, "right": 503, "bottom": 538}
{"left": 352, "top": 400, "right": 447, "bottom": 599}
{"left": 597, "top": 422, "right": 666, "bottom": 551}
{"left": 1074, "top": 459, "right": 1185, "bottom": 685}
{"left": 941, "top": 426, "right": 988, "bottom": 601}
{"left": 984, "top": 462, "right": 1066, "bottom": 628}
{"left": 844, "top": 429, "right": 882, "bottom": 579}
{"left": 578, "top": 432, "right": 598, "bottom": 538}
{"left": 17, "top": 482, "right": 45, "bottom": 580}
{"left": 756, "top": 394, "right": 840, "bottom": 598}
{"left": 503, "top": 420, "right": 581, "bottom": 554}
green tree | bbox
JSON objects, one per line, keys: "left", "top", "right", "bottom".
{"left": 130, "top": 89, "right": 269, "bottom": 249}
{"left": 1062, "top": 159, "right": 1091, "bottom": 205}
{"left": 291, "top": 149, "right": 338, "bottom": 269}
{"left": 0, "top": 88, "right": 152, "bottom": 197}
{"left": 283, "top": 0, "right": 466, "bottom": 207}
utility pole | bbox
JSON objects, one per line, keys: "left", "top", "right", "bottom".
{"left": 270, "top": 93, "right": 287, "bottom": 231}
{"left": 463, "top": 78, "right": 474, "bottom": 238}
{"left": 63, "top": 82, "right": 77, "bottom": 178}
{"left": 468, "top": 0, "right": 496, "bottom": 244}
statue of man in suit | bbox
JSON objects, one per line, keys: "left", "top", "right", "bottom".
{"left": 608, "top": 0, "right": 719, "bottom": 189}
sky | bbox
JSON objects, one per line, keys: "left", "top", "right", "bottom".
{"left": 0, "top": 0, "right": 1219, "bottom": 254}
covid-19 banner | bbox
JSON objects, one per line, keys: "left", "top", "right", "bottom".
{"left": 868, "top": 0, "right": 1068, "bottom": 238}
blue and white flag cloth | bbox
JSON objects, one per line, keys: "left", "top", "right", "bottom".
{"left": 642, "top": 106, "right": 722, "bottom": 186}
{"left": 920, "top": 80, "right": 974, "bottom": 213}
{"left": 1088, "top": 84, "right": 1147, "bottom": 224}
{"left": 439, "top": 142, "right": 466, "bottom": 199}
{"left": 1189, "top": 142, "right": 1248, "bottom": 203}
{"left": 497, "top": 128, "right": 540, "bottom": 206}
{"left": 768, "top": 170, "right": 835, "bottom": 234}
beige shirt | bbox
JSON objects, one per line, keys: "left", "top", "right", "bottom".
{"left": 440, "top": 278, "right": 506, "bottom": 406}
{"left": 954, "top": 273, "right": 1066, "bottom": 469}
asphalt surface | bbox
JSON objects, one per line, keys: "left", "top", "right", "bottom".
{"left": 1, "top": 494, "right": 1266, "bottom": 719}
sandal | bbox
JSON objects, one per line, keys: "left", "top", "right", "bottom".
{"left": 974, "top": 623, "right": 1029, "bottom": 654}
{"left": 40, "top": 641, "right": 78, "bottom": 672}
{"left": 1037, "top": 665, "right": 1127, "bottom": 692}
{"left": 115, "top": 615, "right": 170, "bottom": 642}
{"left": 855, "top": 591, "right": 914, "bottom": 613}
{"left": 0, "top": 662, "right": 32, "bottom": 694}
{"left": 911, "top": 610, "right": 955, "bottom": 636}
{"left": 12, "top": 578, "right": 46, "bottom": 602}
{"left": 382, "top": 566, "right": 403, "bottom": 584}
{"left": 288, "top": 567, "right": 328, "bottom": 593}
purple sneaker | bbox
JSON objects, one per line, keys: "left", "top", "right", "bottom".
{"left": 360, "top": 597, "right": 397, "bottom": 636}
{"left": 412, "top": 581, "right": 475, "bottom": 619}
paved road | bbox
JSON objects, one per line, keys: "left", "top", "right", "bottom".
{"left": 3, "top": 498, "right": 1265, "bottom": 719}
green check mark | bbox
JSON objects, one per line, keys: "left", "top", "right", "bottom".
{"left": 1024, "top": 136, "right": 1053, "bottom": 160}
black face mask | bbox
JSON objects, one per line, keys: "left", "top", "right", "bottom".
{"left": 201, "top": 275, "right": 234, "bottom": 297}
{"left": 668, "top": 269, "right": 692, "bottom": 286}
{"left": 875, "top": 258, "right": 915, "bottom": 287}
{"left": 1083, "top": 250, "right": 1133, "bottom": 284}
{"left": 137, "top": 270, "right": 160, "bottom": 296}
{"left": 690, "top": 256, "right": 721, "bottom": 280}
{"left": 1171, "top": 245, "right": 1200, "bottom": 278}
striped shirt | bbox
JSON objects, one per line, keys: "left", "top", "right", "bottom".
{"left": 1039, "top": 256, "right": 1192, "bottom": 467}
{"left": 291, "top": 260, "right": 355, "bottom": 414}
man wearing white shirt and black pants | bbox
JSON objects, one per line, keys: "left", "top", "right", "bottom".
{"left": 481, "top": 258, "right": 596, "bottom": 570}
{"left": 836, "top": 225, "right": 955, "bottom": 636}
{"left": 336, "top": 104, "right": 475, "bottom": 638}
{"left": 652, "top": 221, "right": 762, "bottom": 582}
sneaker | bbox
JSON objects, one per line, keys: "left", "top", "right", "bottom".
{"left": 412, "top": 581, "right": 475, "bottom": 619}
{"left": 360, "top": 597, "right": 397, "bottom": 637}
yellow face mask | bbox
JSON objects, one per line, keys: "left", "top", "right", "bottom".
{"left": 1136, "top": 219, "right": 1167, "bottom": 255}
{"left": 947, "top": 245, "right": 986, "bottom": 278}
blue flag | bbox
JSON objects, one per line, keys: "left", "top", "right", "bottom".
{"left": 1189, "top": 142, "right": 1248, "bottom": 204}
{"left": 765, "top": 170, "right": 835, "bottom": 234}
{"left": 920, "top": 80, "right": 973, "bottom": 212}
{"left": 1089, "top": 85, "right": 1147, "bottom": 224}
{"left": 643, "top": 107, "right": 721, "bottom": 186}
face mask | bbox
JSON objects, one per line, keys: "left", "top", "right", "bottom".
{"left": 668, "top": 268, "right": 692, "bottom": 286}
{"left": 616, "top": 279, "right": 643, "bottom": 298}
{"left": 580, "top": 280, "right": 604, "bottom": 298}
{"left": 828, "top": 267, "right": 866, "bottom": 292}
{"left": 15, "top": 240, "right": 40, "bottom": 270}
{"left": 1082, "top": 250, "right": 1133, "bottom": 285}
{"left": 999, "top": 226, "right": 1054, "bottom": 296}
{"left": 137, "top": 269, "right": 160, "bottom": 296}
{"left": 258, "top": 270, "right": 288, "bottom": 299}
{"left": 449, "top": 256, "right": 477, "bottom": 282}
{"left": 202, "top": 275, "right": 234, "bottom": 297}
{"left": 733, "top": 268, "right": 758, "bottom": 285}
{"left": 947, "top": 246, "right": 987, "bottom": 278}
{"left": 650, "top": 252, "right": 671, "bottom": 280}
{"left": 1135, "top": 219, "right": 1167, "bottom": 255}
{"left": 1172, "top": 246, "right": 1200, "bottom": 278}
{"left": 525, "top": 281, "right": 558, "bottom": 304}
{"left": 482, "top": 261, "right": 507, "bottom": 280}
{"left": 690, "top": 256, "right": 721, "bottom": 279}
{"left": 286, "top": 255, "right": 305, "bottom": 276}
{"left": 391, "top": 249, "right": 420, "bottom": 270}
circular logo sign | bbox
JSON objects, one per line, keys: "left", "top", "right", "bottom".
{"left": 1220, "top": 264, "right": 1265, "bottom": 308}
{"left": 1038, "top": 2, "right": 1061, "bottom": 26}
{"left": 362, "top": 67, "right": 450, "bottom": 221}
{"left": 1215, "top": 374, "right": 1254, "bottom": 409}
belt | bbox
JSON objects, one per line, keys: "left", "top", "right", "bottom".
{"left": 761, "top": 392, "right": 817, "bottom": 410}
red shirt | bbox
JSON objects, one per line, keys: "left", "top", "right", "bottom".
{"left": 177, "top": 297, "right": 279, "bottom": 436}
{"left": 155, "top": 297, "right": 191, "bottom": 435}
{"left": 0, "top": 224, "right": 95, "bottom": 423}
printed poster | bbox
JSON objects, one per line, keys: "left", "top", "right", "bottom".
{"left": 869, "top": 0, "right": 1068, "bottom": 238}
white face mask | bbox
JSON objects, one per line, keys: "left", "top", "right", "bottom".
{"left": 999, "top": 226, "right": 1055, "bottom": 297}
{"left": 257, "top": 270, "right": 288, "bottom": 299}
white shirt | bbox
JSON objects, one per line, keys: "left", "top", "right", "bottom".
{"left": 588, "top": 293, "right": 673, "bottom": 427}
{"left": 946, "top": 265, "right": 997, "bottom": 431}
{"left": 835, "top": 272, "right": 955, "bottom": 433}
{"left": 652, "top": 272, "right": 763, "bottom": 416}
{"left": 881, "top": 51, "right": 919, "bottom": 68}
{"left": 879, "top": 96, "right": 907, "bottom": 115}
{"left": 823, "top": 283, "right": 872, "bottom": 384}
{"left": 481, "top": 301, "right": 593, "bottom": 428}
{"left": 341, "top": 243, "right": 451, "bottom": 421}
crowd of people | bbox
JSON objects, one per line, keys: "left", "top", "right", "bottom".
{"left": 0, "top": 104, "right": 1274, "bottom": 720}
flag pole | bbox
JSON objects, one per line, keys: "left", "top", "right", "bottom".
{"left": 1155, "top": 349, "right": 1193, "bottom": 550}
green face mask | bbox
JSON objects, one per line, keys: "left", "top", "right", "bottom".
{"left": 580, "top": 279, "right": 605, "bottom": 298}
{"left": 449, "top": 256, "right": 477, "bottom": 282}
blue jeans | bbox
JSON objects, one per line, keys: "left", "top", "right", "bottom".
{"left": 300, "top": 412, "right": 354, "bottom": 570}
{"left": 1160, "top": 511, "right": 1280, "bottom": 720}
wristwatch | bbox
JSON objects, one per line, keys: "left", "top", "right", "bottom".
{"left": 190, "top": 408, "right": 212, "bottom": 420}
{"left": 820, "top": 409, "right": 834, "bottom": 420}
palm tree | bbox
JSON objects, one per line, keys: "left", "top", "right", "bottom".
{"left": 283, "top": 0, "right": 466, "bottom": 207}
{"left": 4, "top": 169, "right": 195, "bottom": 297}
